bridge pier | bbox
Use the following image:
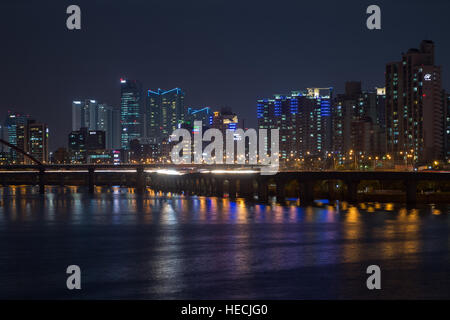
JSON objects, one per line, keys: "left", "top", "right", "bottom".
{"left": 135, "top": 165, "right": 145, "bottom": 194}
{"left": 204, "top": 180, "right": 213, "bottom": 197}
{"left": 276, "top": 180, "right": 286, "bottom": 204}
{"left": 405, "top": 180, "right": 417, "bottom": 204}
{"left": 38, "top": 166, "right": 45, "bottom": 194}
{"left": 345, "top": 179, "right": 359, "bottom": 203}
{"left": 192, "top": 179, "right": 199, "bottom": 196}
{"left": 181, "top": 179, "right": 188, "bottom": 196}
{"left": 299, "top": 180, "right": 314, "bottom": 205}
{"left": 198, "top": 179, "right": 207, "bottom": 196}
{"left": 228, "top": 179, "right": 237, "bottom": 199}
{"left": 239, "top": 178, "right": 254, "bottom": 200}
{"left": 257, "top": 181, "right": 268, "bottom": 203}
{"left": 161, "top": 180, "right": 169, "bottom": 194}
{"left": 180, "top": 179, "right": 187, "bottom": 195}
{"left": 327, "top": 180, "right": 337, "bottom": 200}
{"left": 88, "top": 167, "right": 95, "bottom": 194}
{"left": 59, "top": 174, "right": 65, "bottom": 188}
{"left": 174, "top": 180, "right": 182, "bottom": 195}
{"left": 214, "top": 179, "right": 224, "bottom": 197}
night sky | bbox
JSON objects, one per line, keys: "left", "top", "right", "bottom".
{"left": 1, "top": 0, "right": 450, "bottom": 150}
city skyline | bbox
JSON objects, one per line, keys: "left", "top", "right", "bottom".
{"left": 2, "top": 0, "right": 450, "bottom": 150}
{"left": 2, "top": 37, "right": 450, "bottom": 168}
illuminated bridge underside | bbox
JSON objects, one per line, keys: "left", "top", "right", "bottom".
{"left": 1, "top": 164, "right": 450, "bottom": 203}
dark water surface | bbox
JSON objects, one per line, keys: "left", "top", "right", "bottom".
{"left": 0, "top": 186, "right": 449, "bottom": 299}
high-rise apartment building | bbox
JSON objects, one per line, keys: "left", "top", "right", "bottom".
{"left": 97, "top": 103, "right": 118, "bottom": 149}
{"left": 444, "top": 92, "right": 450, "bottom": 161}
{"left": 332, "top": 82, "right": 385, "bottom": 158}
{"left": 72, "top": 99, "right": 98, "bottom": 131}
{"left": 146, "top": 88, "right": 185, "bottom": 141}
{"left": 185, "top": 107, "right": 213, "bottom": 128}
{"left": 257, "top": 88, "right": 332, "bottom": 163}
{"left": 211, "top": 107, "right": 238, "bottom": 135}
{"left": 2, "top": 116, "right": 49, "bottom": 164}
{"left": 0, "top": 124, "right": 6, "bottom": 152}
{"left": 305, "top": 88, "right": 333, "bottom": 155}
{"left": 120, "top": 79, "right": 143, "bottom": 149}
{"left": 68, "top": 129, "right": 87, "bottom": 163}
{"left": 27, "top": 121, "right": 49, "bottom": 163}
{"left": 4, "top": 111, "right": 31, "bottom": 163}
{"left": 72, "top": 100, "right": 118, "bottom": 149}
{"left": 68, "top": 127, "right": 106, "bottom": 163}
{"left": 386, "top": 40, "right": 444, "bottom": 163}
{"left": 257, "top": 94, "right": 300, "bottom": 161}
{"left": 16, "top": 122, "right": 29, "bottom": 163}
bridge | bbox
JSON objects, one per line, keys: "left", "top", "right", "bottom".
{"left": 1, "top": 164, "right": 449, "bottom": 204}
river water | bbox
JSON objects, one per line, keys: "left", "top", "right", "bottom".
{"left": 0, "top": 186, "right": 449, "bottom": 299}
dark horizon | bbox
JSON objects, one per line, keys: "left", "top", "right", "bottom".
{"left": 1, "top": 0, "right": 450, "bottom": 150}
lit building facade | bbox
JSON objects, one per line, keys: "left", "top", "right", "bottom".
{"left": 211, "top": 107, "right": 238, "bottom": 135}
{"left": 129, "top": 138, "right": 160, "bottom": 163}
{"left": 15, "top": 123, "right": 28, "bottom": 163}
{"left": 27, "top": 121, "right": 49, "bottom": 163}
{"left": 72, "top": 100, "right": 98, "bottom": 131}
{"left": 2, "top": 112, "right": 48, "bottom": 164}
{"left": 257, "top": 94, "right": 299, "bottom": 161}
{"left": 257, "top": 88, "right": 333, "bottom": 164}
{"left": 68, "top": 127, "right": 106, "bottom": 163}
{"left": 304, "top": 88, "right": 333, "bottom": 157}
{"left": 185, "top": 107, "right": 213, "bottom": 128}
{"left": 72, "top": 100, "right": 119, "bottom": 149}
{"left": 52, "top": 147, "right": 69, "bottom": 164}
{"left": 4, "top": 111, "right": 31, "bottom": 163}
{"left": 146, "top": 88, "right": 185, "bottom": 141}
{"left": 332, "top": 82, "right": 386, "bottom": 161}
{"left": 68, "top": 129, "right": 87, "bottom": 163}
{"left": 120, "top": 79, "right": 143, "bottom": 149}
{"left": 445, "top": 92, "right": 450, "bottom": 162}
{"left": 386, "top": 40, "right": 444, "bottom": 163}
{"left": 97, "top": 103, "right": 119, "bottom": 149}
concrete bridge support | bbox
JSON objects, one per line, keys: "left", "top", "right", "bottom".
{"left": 174, "top": 180, "right": 182, "bottom": 195}
{"left": 327, "top": 180, "right": 337, "bottom": 200}
{"left": 204, "top": 180, "right": 213, "bottom": 197}
{"left": 180, "top": 179, "right": 187, "bottom": 195}
{"left": 198, "top": 179, "right": 207, "bottom": 196}
{"left": 193, "top": 179, "right": 200, "bottom": 196}
{"left": 405, "top": 180, "right": 417, "bottom": 204}
{"left": 183, "top": 179, "right": 191, "bottom": 196}
{"left": 345, "top": 179, "right": 359, "bottom": 203}
{"left": 299, "top": 180, "right": 315, "bottom": 205}
{"left": 276, "top": 180, "right": 286, "bottom": 204}
{"left": 59, "top": 174, "right": 65, "bottom": 187}
{"left": 88, "top": 167, "right": 95, "bottom": 194}
{"left": 214, "top": 179, "right": 224, "bottom": 198}
{"left": 228, "top": 179, "right": 237, "bottom": 199}
{"left": 239, "top": 178, "right": 254, "bottom": 200}
{"left": 136, "top": 165, "right": 145, "bottom": 194}
{"left": 257, "top": 182, "right": 268, "bottom": 202}
{"left": 38, "top": 167, "right": 45, "bottom": 194}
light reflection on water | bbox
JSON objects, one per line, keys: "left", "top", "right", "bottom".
{"left": 0, "top": 186, "right": 449, "bottom": 299}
